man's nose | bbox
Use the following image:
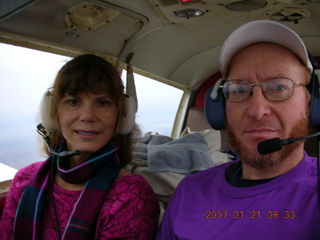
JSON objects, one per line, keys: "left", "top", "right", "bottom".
{"left": 245, "top": 87, "right": 271, "bottom": 120}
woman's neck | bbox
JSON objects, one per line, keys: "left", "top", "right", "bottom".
{"left": 55, "top": 174, "right": 84, "bottom": 190}
{"left": 69, "top": 152, "right": 91, "bottom": 168}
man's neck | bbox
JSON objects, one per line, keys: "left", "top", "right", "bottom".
{"left": 241, "top": 146, "right": 305, "bottom": 180}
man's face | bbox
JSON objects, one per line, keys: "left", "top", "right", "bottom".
{"left": 226, "top": 43, "right": 309, "bottom": 170}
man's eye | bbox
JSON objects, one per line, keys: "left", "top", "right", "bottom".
{"left": 236, "top": 86, "right": 247, "bottom": 93}
{"left": 229, "top": 84, "right": 248, "bottom": 94}
{"left": 271, "top": 84, "right": 287, "bottom": 91}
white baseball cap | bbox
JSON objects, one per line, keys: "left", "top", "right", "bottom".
{"left": 219, "top": 20, "right": 313, "bottom": 77}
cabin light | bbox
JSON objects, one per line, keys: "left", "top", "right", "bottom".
{"left": 65, "top": 1, "right": 120, "bottom": 31}
{"left": 173, "top": 8, "right": 205, "bottom": 18}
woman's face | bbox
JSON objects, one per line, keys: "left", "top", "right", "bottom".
{"left": 57, "top": 92, "right": 118, "bottom": 152}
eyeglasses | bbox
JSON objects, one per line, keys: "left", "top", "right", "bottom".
{"left": 221, "top": 78, "right": 306, "bottom": 103}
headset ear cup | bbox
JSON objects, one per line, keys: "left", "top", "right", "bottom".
{"left": 309, "top": 71, "right": 320, "bottom": 127}
{"left": 40, "top": 91, "right": 58, "bottom": 133}
{"left": 118, "top": 96, "right": 136, "bottom": 135}
{"left": 204, "top": 79, "right": 226, "bottom": 130}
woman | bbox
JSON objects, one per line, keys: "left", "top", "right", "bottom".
{"left": 0, "top": 54, "right": 159, "bottom": 239}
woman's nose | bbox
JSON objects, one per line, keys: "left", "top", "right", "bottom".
{"left": 78, "top": 105, "right": 97, "bottom": 122}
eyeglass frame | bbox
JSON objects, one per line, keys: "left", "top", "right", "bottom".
{"left": 220, "top": 78, "right": 307, "bottom": 103}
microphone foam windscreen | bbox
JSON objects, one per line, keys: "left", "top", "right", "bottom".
{"left": 257, "top": 138, "right": 283, "bottom": 155}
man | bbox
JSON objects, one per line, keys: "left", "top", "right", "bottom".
{"left": 157, "top": 20, "right": 320, "bottom": 239}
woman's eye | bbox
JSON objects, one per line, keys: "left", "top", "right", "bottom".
{"left": 98, "top": 99, "right": 112, "bottom": 106}
{"left": 65, "top": 99, "right": 79, "bottom": 106}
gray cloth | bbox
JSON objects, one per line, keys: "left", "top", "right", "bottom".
{"left": 133, "top": 133, "right": 214, "bottom": 173}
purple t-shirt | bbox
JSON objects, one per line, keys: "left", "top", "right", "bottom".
{"left": 157, "top": 153, "right": 320, "bottom": 240}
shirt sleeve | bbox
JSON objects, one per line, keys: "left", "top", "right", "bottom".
{"left": 97, "top": 175, "right": 160, "bottom": 240}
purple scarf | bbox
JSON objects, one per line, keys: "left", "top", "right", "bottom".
{"left": 13, "top": 143, "right": 121, "bottom": 240}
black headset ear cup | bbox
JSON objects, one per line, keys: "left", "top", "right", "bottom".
{"left": 205, "top": 78, "right": 226, "bottom": 130}
{"left": 118, "top": 96, "right": 136, "bottom": 134}
{"left": 309, "top": 71, "right": 320, "bottom": 127}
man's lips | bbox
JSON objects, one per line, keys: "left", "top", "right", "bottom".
{"left": 243, "top": 128, "right": 278, "bottom": 138}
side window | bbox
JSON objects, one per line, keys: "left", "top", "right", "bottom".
{"left": 0, "top": 43, "right": 70, "bottom": 174}
{"left": 122, "top": 72, "right": 183, "bottom": 136}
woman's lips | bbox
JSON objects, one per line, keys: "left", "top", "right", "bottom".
{"left": 75, "top": 130, "right": 100, "bottom": 138}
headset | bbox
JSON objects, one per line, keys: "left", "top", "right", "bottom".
{"left": 39, "top": 90, "right": 136, "bottom": 136}
{"left": 204, "top": 78, "right": 226, "bottom": 130}
{"left": 119, "top": 94, "right": 136, "bottom": 134}
{"left": 308, "top": 56, "right": 320, "bottom": 128}
{"left": 205, "top": 55, "right": 320, "bottom": 130}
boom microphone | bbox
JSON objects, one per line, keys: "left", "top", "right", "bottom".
{"left": 37, "top": 124, "right": 80, "bottom": 157}
{"left": 50, "top": 149, "right": 80, "bottom": 157}
{"left": 258, "top": 131, "right": 320, "bottom": 155}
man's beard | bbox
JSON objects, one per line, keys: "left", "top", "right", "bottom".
{"left": 228, "top": 116, "right": 309, "bottom": 171}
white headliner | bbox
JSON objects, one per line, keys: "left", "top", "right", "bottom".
{"left": 0, "top": 0, "right": 320, "bottom": 90}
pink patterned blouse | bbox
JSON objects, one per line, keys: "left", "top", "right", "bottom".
{"left": 0, "top": 162, "right": 160, "bottom": 239}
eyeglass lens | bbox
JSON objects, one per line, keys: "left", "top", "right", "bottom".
{"left": 223, "top": 78, "right": 295, "bottom": 103}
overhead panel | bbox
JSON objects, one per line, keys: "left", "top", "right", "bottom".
{"left": 128, "top": 0, "right": 320, "bottom": 88}
{"left": 0, "top": 0, "right": 147, "bottom": 59}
